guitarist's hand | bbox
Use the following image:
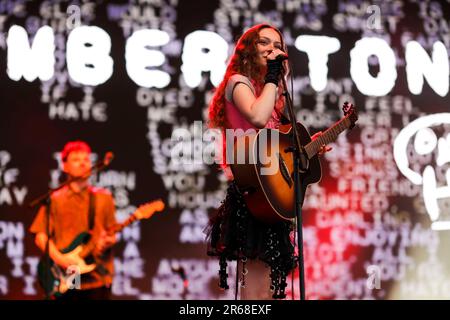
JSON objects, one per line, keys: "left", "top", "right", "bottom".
{"left": 55, "top": 251, "right": 85, "bottom": 270}
{"left": 311, "top": 131, "right": 332, "bottom": 155}
{"left": 95, "top": 229, "right": 117, "bottom": 255}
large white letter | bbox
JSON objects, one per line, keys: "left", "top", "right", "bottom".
{"left": 181, "top": 31, "right": 228, "bottom": 88}
{"left": 406, "top": 41, "right": 449, "bottom": 97}
{"left": 126, "top": 29, "right": 170, "bottom": 88}
{"left": 350, "top": 37, "right": 397, "bottom": 96}
{"left": 66, "top": 26, "right": 113, "bottom": 86}
{"left": 7, "top": 25, "right": 55, "bottom": 82}
{"left": 294, "top": 35, "right": 341, "bottom": 92}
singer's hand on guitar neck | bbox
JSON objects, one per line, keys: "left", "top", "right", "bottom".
{"left": 311, "top": 131, "right": 332, "bottom": 156}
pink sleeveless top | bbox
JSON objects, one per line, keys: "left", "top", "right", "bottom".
{"left": 221, "top": 74, "right": 281, "bottom": 180}
{"left": 225, "top": 74, "right": 280, "bottom": 131}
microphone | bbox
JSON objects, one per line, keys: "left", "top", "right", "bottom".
{"left": 172, "top": 266, "right": 186, "bottom": 280}
{"left": 103, "top": 152, "right": 114, "bottom": 166}
{"left": 275, "top": 52, "right": 289, "bottom": 61}
{"left": 171, "top": 265, "right": 189, "bottom": 288}
{"left": 91, "top": 152, "right": 114, "bottom": 173}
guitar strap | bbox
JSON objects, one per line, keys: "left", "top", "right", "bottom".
{"left": 88, "top": 189, "right": 96, "bottom": 231}
{"left": 87, "top": 188, "right": 110, "bottom": 276}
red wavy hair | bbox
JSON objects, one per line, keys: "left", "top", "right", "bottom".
{"left": 208, "top": 24, "right": 288, "bottom": 131}
{"left": 61, "top": 141, "right": 91, "bottom": 162}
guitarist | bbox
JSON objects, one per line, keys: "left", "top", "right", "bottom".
{"left": 29, "top": 141, "right": 117, "bottom": 300}
{"left": 207, "top": 24, "right": 330, "bottom": 300}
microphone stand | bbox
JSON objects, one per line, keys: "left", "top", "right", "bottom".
{"left": 280, "top": 74, "right": 308, "bottom": 300}
{"left": 171, "top": 266, "right": 188, "bottom": 300}
{"left": 28, "top": 155, "right": 112, "bottom": 299}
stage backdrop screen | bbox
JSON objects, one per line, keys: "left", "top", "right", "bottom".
{"left": 0, "top": 0, "right": 449, "bottom": 299}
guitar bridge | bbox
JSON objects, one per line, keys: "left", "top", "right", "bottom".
{"left": 277, "top": 153, "right": 293, "bottom": 188}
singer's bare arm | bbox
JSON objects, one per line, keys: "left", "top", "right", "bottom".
{"left": 232, "top": 83, "right": 278, "bottom": 128}
{"left": 232, "top": 48, "right": 284, "bottom": 129}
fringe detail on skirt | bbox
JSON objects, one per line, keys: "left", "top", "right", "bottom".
{"left": 205, "top": 181, "right": 297, "bottom": 299}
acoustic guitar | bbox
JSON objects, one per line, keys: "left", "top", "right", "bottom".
{"left": 230, "top": 102, "right": 358, "bottom": 223}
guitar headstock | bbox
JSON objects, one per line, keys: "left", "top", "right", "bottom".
{"left": 134, "top": 199, "right": 165, "bottom": 220}
{"left": 342, "top": 101, "right": 358, "bottom": 129}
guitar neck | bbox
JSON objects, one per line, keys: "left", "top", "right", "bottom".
{"left": 304, "top": 115, "right": 352, "bottom": 159}
{"left": 109, "top": 214, "right": 138, "bottom": 234}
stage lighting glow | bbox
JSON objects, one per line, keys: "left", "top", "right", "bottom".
{"left": 350, "top": 37, "right": 397, "bottom": 96}
{"left": 181, "top": 31, "right": 228, "bottom": 88}
{"left": 126, "top": 29, "right": 171, "bottom": 88}
{"left": 66, "top": 26, "right": 113, "bottom": 86}
{"left": 295, "top": 35, "right": 341, "bottom": 92}
{"left": 7, "top": 25, "right": 55, "bottom": 82}
{"left": 405, "top": 41, "right": 449, "bottom": 97}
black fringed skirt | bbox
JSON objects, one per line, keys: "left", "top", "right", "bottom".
{"left": 205, "top": 181, "right": 297, "bottom": 299}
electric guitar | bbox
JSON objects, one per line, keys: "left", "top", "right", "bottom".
{"left": 37, "top": 199, "right": 165, "bottom": 297}
{"left": 230, "top": 102, "right": 358, "bottom": 223}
